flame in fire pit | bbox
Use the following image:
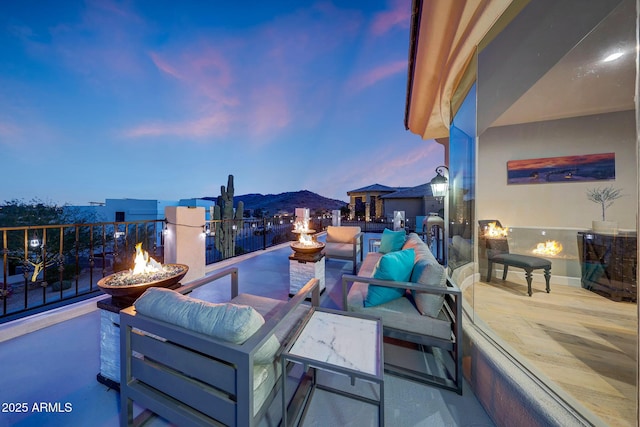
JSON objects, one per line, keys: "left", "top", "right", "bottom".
{"left": 294, "top": 219, "right": 318, "bottom": 246}
{"left": 299, "top": 232, "right": 314, "bottom": 246}
{"left": 483, "top": 222, "right": 509, "bottom": 238}
{"left": 293, "top": 219, "right": 310, "bottom": 233}
{"left": 533, "top": 240, "right": 563, "bottom": 256}
{"left": 132, "top": 243, "right": 163, "bottom": 275}
{"left": 290, "top": 219, "right": 324, "bottom": 255}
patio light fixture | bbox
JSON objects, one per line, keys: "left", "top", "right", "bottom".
{"left": 429, "top": 165, "right": 449, "bottom": 265}
{"left": 430, "top": 166, "right": 449, "bottom": 200}
{"left": 29, "top": 232, "right": 41, "bottom": 248}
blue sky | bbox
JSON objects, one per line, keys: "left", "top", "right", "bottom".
{"left": 0, "top": 0, "right": 441, "bottom": 205}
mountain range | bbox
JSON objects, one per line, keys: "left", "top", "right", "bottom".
{"left": 204, "top": 190, "right": 347, "bottom": 215}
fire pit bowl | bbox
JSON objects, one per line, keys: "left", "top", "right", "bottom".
{"left": 290, "top": 241, "right": 325, "bottom": 255}
{"left": 97, "top": 263, "right": 189, "bottom": 302}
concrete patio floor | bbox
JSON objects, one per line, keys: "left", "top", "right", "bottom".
{"left": 0, "top": 234, "right": 495, "bottom": 427}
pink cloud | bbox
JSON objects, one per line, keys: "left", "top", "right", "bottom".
{"left": 123, "top": 113, "right": 232, "bottom": 139}
{"left": 0, "top": 121, "right": 23, "bottom": 148}
{"left": 314, "top": 142, "right": 442, "bottom": 201}
{"left": 375, "top": 145, "right": 437, "bottom": 179}
{"left": 150, "top": 46, "right": 239, "bottom": 108}
{"left": 142, "top": 33, "right": 302, "bottom": 140}
{"left": 127, "top": 3, "right": 365, "bottom": 141}
{"left": 149, "top": 52, "right": 182, "bottom": 80}
{"left": 0, "top": 121, "right": 20, "bottom": 136}
{"left": 349, "top": 60, "right": 407, "bottom": 92}
{"left": 370, "top": 0, "right": 411, "bottom": 36}
{"left": 89, "top": 0, "right": 143, "bottom": 23}
{"left": 247, "top": 85, "right": 292, "bottom": 138}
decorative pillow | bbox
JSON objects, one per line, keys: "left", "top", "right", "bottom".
{"left": 135, "top": 287, "right": 280, "bottom": 363}
{"left": 402, "top": 232, "right": 427, "bottom": 252}
{"left": 364, "top": 248, "right": 415, "bottom": 307}
{"left": 410, "top": 259, "right": 447, "bottom": 317}
{"left": 379, "top": 228, "right": 406, "bottom": 253}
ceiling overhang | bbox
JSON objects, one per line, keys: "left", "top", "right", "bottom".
{"left": 404, "top": 0, "right": 514, "bottom": 140}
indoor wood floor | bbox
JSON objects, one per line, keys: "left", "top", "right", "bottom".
{"left": 469, "top": 276, "right": 637, "bottom": 427}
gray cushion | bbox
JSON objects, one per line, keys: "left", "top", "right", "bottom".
{"left": 252, "top": 362, "right": 280, "bottom": 416}
{"left": 228, "top": 294, "right": 308, "bottom": 416}
{"left": 492, "top": 253, "right": 551, "bottom": 269}
{"left": 135, "top": 287, "right": 280, "bottom": 364}
{"left": 231, "top": 293, "right": 310, "bottom": 345}
{"left": 347, "top": 282, "right": 451, "bottom": 340}
{"left": 402, "top": 233, "right": 438, "bottom": 264}
{"left": 402, "top": 233, "right": 447, "bottom": 317}
{"left": 410, "top": 259, "right": 446, "bottom": 317}
{"left": 347, "top": 234, "right": 450, "bottom": 336}
{"left": 324, "top": 242, "right": 358, "bottom": 258}
{"left": 326, "top": 226, "right": 361, "bottom": 243}
{"left": 358, "top": 252, "right": 381, "bottom": 276}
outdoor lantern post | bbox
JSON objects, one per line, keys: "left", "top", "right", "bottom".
{"left": 430, "top": 166, "right": 449, "bottom": 265}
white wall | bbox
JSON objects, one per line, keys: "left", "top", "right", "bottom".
{"left": 104, "top": 199, "right": 177, "bottom": 221}
{"left": 477, "top": 110, "right": 637, "bottom": 230}
{"left": 164, "top": 206, "right": 205, "bottom": 283}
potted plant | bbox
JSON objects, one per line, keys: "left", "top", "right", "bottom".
{"left": 586, "top": 185, "right": 622, "bottom": 233}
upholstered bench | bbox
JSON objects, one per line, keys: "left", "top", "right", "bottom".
{"left": 479, "top": 220, "right": 552, "bottom": 297}
{"left": 487, "top": 253, "right": 551, "bottom": 296}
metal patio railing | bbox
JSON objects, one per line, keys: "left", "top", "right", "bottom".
{"left": 0, "top": 220, "right": 163, "bottom": 323}
{"left": 1, "top": 215, "right": 425, "bottom": 322}
{"left": 204, "top": 217, "right": 331, "bottom": 264}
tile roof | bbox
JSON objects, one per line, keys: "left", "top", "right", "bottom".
{"left": 381, "top": 183, "right": 433, "bottom": 198}
{"left": 347, "top": 183, "right": 400, "bottom": 193}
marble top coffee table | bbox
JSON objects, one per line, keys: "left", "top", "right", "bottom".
{"left": 281, "top": 307, "right": 384, "bottom": 426}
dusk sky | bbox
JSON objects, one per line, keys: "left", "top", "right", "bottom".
{"left": 1, "top": 0, "right": 442, "bottom": 206}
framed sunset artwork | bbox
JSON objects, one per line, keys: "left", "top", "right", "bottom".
{"left": 507, "top": 153, "right": 615, "bottom": 185}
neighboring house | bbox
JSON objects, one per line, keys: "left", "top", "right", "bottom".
{"left": 103, "top": 199, "right": 174, "bottom": 223}
{"left": 380, "top": 183, "right": 442, "bottom": 221}
{"left": 346, "top": 184, "right": 402, "bottom": 221}
{"left": 346, "top": 182, "right": 442, "bottom": 224}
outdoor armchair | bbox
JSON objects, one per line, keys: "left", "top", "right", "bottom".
{"left": 322, "top": 225, "right": 364, "bottom": 274}
{"left": 119, "top": 267, "right": 320, "bottom": 427}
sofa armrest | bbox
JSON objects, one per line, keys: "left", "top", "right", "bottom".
{"left": 353, "top": 232, "right": 364, "bottom": 261}
{"left": 243, "top": 278, "right": 320, "bottom": 357}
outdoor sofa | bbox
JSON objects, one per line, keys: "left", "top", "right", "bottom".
{"left": 119, "top": 267, "right": 320, "bottom": 427}
{"left": 342, "top": 230, "right": 462, "bottom": 394}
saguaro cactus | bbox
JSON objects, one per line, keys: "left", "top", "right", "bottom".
{"left": 213, "top": 175, "right": 244, "bottom": 258}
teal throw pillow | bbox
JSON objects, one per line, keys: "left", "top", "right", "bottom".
{"left": 379, "top": 228, "right": 406, "bottom": 253}
{"left": 364, "top": 248, "right": 415, "bottom": 307}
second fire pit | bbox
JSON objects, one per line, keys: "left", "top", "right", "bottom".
{"left": 290, "top": 219, "right": 324, "bottom": 256}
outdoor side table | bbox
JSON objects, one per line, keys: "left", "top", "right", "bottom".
{"left": 281, "top": 307, "right": 384, "bottom": 426}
